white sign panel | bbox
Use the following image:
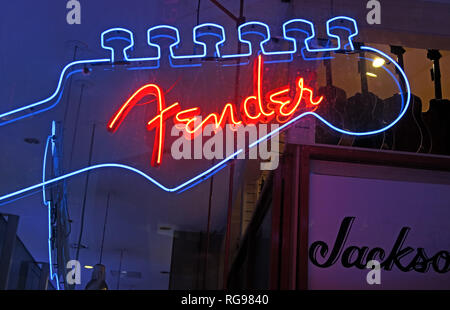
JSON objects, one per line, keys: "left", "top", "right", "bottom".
{"left": 308, "top": 170, "right": 450, "bottom": 289}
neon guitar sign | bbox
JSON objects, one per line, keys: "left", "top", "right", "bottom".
{"left": 107, "top": 55, "right": 323, "bottom": 166}
{"left": 0, "top": 16, "right": 411, "bottom": 201}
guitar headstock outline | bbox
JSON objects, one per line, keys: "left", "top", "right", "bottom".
{"left": 0, "top": 16, "right": 411, "bottom": 202}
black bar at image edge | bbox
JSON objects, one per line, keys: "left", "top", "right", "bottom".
{"left": 0, "top": 290, "right": 448, "bottom": 307}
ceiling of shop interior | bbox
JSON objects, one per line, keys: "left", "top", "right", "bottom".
{"left": 1, "top": 0, "right": 450, "bottom": 290}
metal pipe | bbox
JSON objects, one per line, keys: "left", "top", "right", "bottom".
{"left": 209, "top": 0, "right": 239, "bottom": 22}
{"left": 99, "top": 193, "right": 110, "bottom": 264}
{"left": 75, "top": 124, "right": 96, "bottom": 261}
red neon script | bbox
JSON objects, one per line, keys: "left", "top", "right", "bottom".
{"left": 107, "top": 55, "right": 323, "bottom": 166}
{"left": 107, "top": 84, "right": 179, "bottom": 167}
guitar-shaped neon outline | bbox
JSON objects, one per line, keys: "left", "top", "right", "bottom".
{"left": 0, "top": 16, "right": 411, "bottom": 202}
